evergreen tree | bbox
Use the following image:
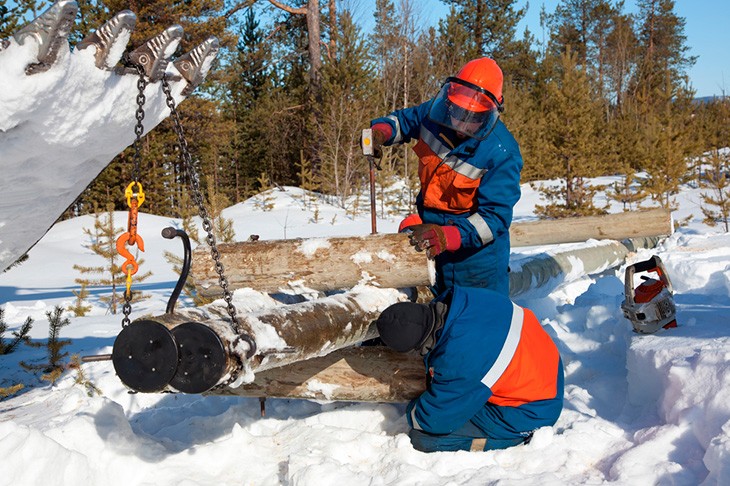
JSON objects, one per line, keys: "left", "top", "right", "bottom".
{"left": 205, "top": 178, "right": 236, "bottom": 243}
{"left": 636, "top": 74, "right": 695, "bottom": 209}
{"left": 700, "top": 149, "right": 730, "bottom": 232}
{"left": 603, "top": 8, "right": 637, "bottom": 112}
{"left": 536, "top": 49, "right": 608, "bottom": 218}
{"left": 20, "top": 306, "right": 72, "bottom": 380}
{"left": 631, "top": 0, "right": 696, "bottom": 106}
{"left": 0, "top": 307, "right": 33, "bottom": 355}
{"left": 68, "top": 283, "right": 93, "bottom": 317}
{"left": 73, "top": 204, "right": 151, "bottom": 314}
{"left": 439, "top": 0, "right": 526, "bottom": 60}
{"left": 545, "top": 0, "right": 621, "bottom": 101}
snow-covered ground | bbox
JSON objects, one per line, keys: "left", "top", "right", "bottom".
{"left": 1, "top": 178, "right": 729, "bottom": 485}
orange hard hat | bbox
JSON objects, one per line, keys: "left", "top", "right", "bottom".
{"left": 448, "top": 57, "right": 504, "bottom": 111}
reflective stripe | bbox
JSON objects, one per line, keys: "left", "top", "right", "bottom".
{"left": 387, "top": 115, "right": 403, "bottom": 143}
{"left": 481, "top": 303, "right": 523, "bottom": 388}
{"left": 420, "top": 127, "right": 487, "bottom": 180}
{"left": 411, "top": 406, "right": 423, "bottom": 430}
{"left": 467, "top": 213, "right": 494, "bottom": 245}
{"left": 420, "top": 126, "right": 451, "bottom": 158}
{"left": 445, "top": 159, "right": 487, "bottom": 180}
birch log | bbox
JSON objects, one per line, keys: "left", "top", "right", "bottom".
{"left": 192, "top": 209, "right": 672, "bottom": 297}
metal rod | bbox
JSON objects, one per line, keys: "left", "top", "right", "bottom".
{"left": 369, "top": 157, "right": 377, "bottom": 235}
{"left": 162, "top": 226, "right": 191, "bottom": 314}
{"left": 81, "top": 354, "right": 113, "bottom": 362}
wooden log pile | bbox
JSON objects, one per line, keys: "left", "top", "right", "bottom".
{"left": 117, "top": 209, "right": 673, "bottom": 400}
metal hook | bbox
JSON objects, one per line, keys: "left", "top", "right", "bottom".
{"left": 116, "top": 231, "right": 145, "bottom": 275}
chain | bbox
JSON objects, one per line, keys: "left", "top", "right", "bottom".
{"left": 160, "top": 75, "right": 244, "bottom": 339}
{"left": 121, "top": 64, "right": 147, "bottom": 328}
{"left": 132, "top": 64, "right": 146, "bottom": 184}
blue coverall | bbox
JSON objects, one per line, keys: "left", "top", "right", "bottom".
{"left": 372, "top": 101, "right": 523, "bottom": 295}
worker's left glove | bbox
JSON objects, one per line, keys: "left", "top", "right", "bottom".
{"left": 408, "top": 224, "right": 462, "bottom": 259}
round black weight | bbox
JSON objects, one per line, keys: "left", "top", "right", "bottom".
{"left": 170, "top": 322, "right": 227, "bottom": 394}
{"left": 112, "top": 320, "right": 178, "bottom": 393}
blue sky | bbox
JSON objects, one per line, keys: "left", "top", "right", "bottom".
{"left": 355, "top": 0, "right": 729, "bottom": 98}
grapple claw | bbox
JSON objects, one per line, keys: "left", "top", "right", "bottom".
{"left": 77, "top": 10, "right": 137, "bottom": 70}
{"left": 127, "top": 24, "right": 184, "bottom": 81}
{"left": 0, "top": 7, "right": 218, "bottom": 272}
{"left": 13, "top": 0, "right": 78, "bottom": 75}
{"left": 173, "top": 36, "right": 220, "bottom": 96}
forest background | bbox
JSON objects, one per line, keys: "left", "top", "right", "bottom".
{"left": 2, "top": 0, "right": 729, "bottom": 224}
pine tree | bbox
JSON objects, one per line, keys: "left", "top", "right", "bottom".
{"left": 608, "top": 167, "right": 648, "bottom": 211}
{"left": 68, "top": 283, "right": 93, "bottom": 317}
{"left": 20, "top": 306, "right": 71, "bottom": 380}
{"left": 440, "top": 0, "right": 527, "bottom": 61}
{"left": 536, "top": 49, "right": 608, "bottom": 218}
{"left": 0, "top": 307, "right": 33, "bottom": 355}
{"left": 631, "top": 0, "right": 696, "bottom": 107}
{"left": 205, "top": 178, "right": 236, "bottom": 243}
{"left": 700, "top": 149, "right": 730, "bottom": 232}
{"left": 544, "top": 0, "right": 622, "bottom": 102}
{"left": 73, "top": 204, "right": 151, "bottom": 314}
{"left": 0, "top": 0, "right": 41, "bottom": 38}
{"left": 636, "top": 73, "right": 695, "bottom": 209}
{"left": 255, "top": 172, "right": 276, "bottom": 211}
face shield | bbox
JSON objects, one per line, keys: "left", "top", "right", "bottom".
{"left": 427, "top": 77, "right": 503, "bottom": 141}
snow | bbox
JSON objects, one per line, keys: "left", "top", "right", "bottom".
{"left": 1, "top": 180, "right": 730, "bottom": 485}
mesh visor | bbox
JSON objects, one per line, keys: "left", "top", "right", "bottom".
{"left": 427, "top": 77, "right": 502, "bottom": 141}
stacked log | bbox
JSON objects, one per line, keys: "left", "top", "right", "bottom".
{"left": 116, "top": 209, "right": 673, "bottom": 399}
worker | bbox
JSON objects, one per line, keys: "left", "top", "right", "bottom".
{"left": 366, "top": 57, "right": 523, "bottom": 295}
{"left": 376, "top": 286, "right": 564, "bottom": 452}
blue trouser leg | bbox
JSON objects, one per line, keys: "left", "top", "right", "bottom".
{"left": 408, "top": 421, "right": 529, "bottom": 452}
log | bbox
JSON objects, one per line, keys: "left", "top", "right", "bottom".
{"left": 209, "top": 346, "right": 424, "bottom": 402}
{"left": 191, "top": 233, "right": 436, "bottom": 299}
{"left": 114, "top": 286, "right": 410, "bottom": 394}
{"left": 117, "top": 232, "right": 665, "bottom": 397}
{"left": 192, "top": 209, "right": 672, "bottom": 297}
{"left": 509, "top": 208, "right": 672, "bottom": 247}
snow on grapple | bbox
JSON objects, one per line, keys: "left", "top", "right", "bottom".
{"left": 0, "top": 0, "right": 219, "bottom": 273}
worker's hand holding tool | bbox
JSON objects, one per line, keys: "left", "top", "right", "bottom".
{"left": 361, "top": 124, "right": 389, "bottom": 159}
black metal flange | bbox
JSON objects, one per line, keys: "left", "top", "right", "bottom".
{"left": 170, "top": 322, "right": 227, "bottom": 394}
{"left": 112, "top": 320, "right": 178, "bottom": 393}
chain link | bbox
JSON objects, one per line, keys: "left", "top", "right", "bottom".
{"left": 132, "top": 64, "right": 146, "bottom": 184}
{"left": 161, "top": 75, "right": 242, "bottom": 336}
{"left": 121, "top": 64, "right": 147, "bottom": 327}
